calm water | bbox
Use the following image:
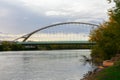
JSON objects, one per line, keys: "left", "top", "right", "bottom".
{"left": 0, "top": 50, "right": 94, "bottom": 80}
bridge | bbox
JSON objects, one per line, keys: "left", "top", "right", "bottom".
{"left": 14, "top": 22, "right": 98, "bottom": 50}
{"left": 17, "top": 41, "right": 95, "bottom": 45}
{"left": 16, "top": 41, "right": 96, "bottom": 50}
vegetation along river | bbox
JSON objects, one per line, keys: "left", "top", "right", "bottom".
{"left": 0, "top": 50, "right": 95, "bottom": 80}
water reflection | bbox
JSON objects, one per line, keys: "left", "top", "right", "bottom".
{"left": 0, "top": 50, "right": 94, "bottom": 80}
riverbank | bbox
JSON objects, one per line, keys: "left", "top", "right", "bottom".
{"left": 82, "top": 54, "right": 120, "bottom": 80}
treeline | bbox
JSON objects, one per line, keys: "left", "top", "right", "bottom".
{"left": 0, "top": 41, "right": 25, "bottom": 51}
{"left": 0, "top": 41, "right": 93, "bottom": 51}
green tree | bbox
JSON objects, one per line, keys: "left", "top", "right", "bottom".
{"left": 0, "top": 41, "right": 25, "bottom": 51}
{"left": 1, "top": 41, "right": 12, "bottom": 51}
{"left": 11, "top": 42, "right": 25, "bottom": 51}
{"left": 90, "top": 0, "right": 120, "bottom": 63}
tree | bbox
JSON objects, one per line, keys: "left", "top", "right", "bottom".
{"left": 90, "top": 0, "right": 120, "bottom": 63}
{"left": 0, "top": 41, "right": 25, "bottom": 51}
{"left": 1, "top": 41, "right": 12, "bottom": 51}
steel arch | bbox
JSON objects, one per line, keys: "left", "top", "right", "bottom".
{"left": 14, "top": 22, "right": 99, "bottom": 42}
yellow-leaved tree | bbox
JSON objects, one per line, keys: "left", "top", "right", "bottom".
{"left": 90, "top": 0, "right": 120, "bottom": 63}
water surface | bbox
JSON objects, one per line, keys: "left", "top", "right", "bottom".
{"left": 0, "top": 50, "right": 94, "bottom": 80}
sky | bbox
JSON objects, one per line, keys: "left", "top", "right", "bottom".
{"left": 0, "top": 0, "right": 114, "bottom": 34}
{"left": 0, "top": 33, "right": 89, "bottom": 41}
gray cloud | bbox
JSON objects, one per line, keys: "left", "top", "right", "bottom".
{"left": 0, "top": 0, "right": 114, "bottom": 34}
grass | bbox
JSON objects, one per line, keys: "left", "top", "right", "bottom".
{"left": 92, "top": 61, "right": 120, "bottom": 80}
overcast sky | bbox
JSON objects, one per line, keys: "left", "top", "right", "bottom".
{"left": 0, "top": 0, "right": 114, "bottom": 34}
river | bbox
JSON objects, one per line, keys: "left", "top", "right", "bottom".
{"left": 0, "top": 49, "right": 95, "bottom": 80}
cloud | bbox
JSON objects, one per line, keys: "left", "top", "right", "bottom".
{"left": 20, "top": 0, "right": 114, "bottom": 26}
{"left": 45, "top": 11, "right": 70, "bottom": 16}
{"left": 0, "top": 7, "right": 10, "bottom": 18}
{"left": 0, "top": 0, "right": 114, "bottom": 34}
{"left": 19, "top": 0, "right": 113, "bottom": 18}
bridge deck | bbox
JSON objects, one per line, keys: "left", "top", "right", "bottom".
{"left": 17, "top": 41, "right": 95, "bottom": 45}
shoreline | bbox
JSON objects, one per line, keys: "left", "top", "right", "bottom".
{"left": 81, "top": 66, "right": 103, "bottom": 80}
{"left": 81, "top": 54, "right": 120, "bottom": 80}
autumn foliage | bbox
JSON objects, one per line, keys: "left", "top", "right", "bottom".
{"left": 90, "top": 0, "right": 120, "bottom": 63}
